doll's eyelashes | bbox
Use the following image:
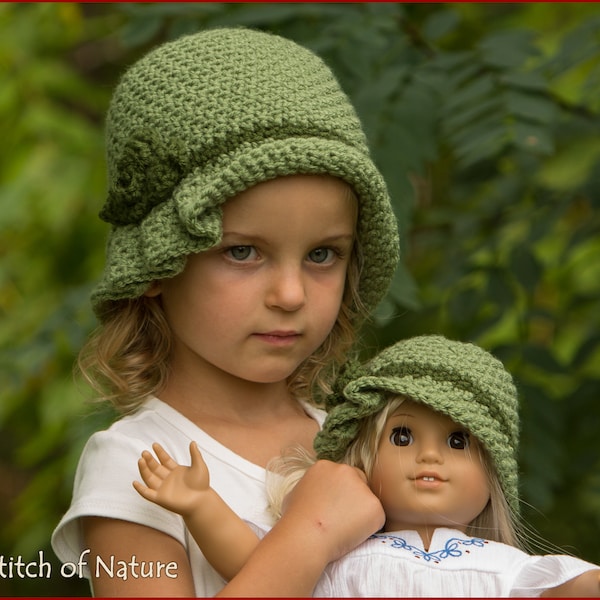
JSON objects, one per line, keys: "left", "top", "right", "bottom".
{"left": 448, "top": 431, "right": 470, "bottom": 450}
{"left": 390, "top": 426, "right": 412, "bottom": 447}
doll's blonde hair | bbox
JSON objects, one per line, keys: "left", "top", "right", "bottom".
{"left": 268, "top": 394, "right": 522, "bottom": 548}
{"left": 77, "top": 229, "right": 365, "bottom": 413}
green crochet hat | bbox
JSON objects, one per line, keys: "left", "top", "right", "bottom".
{"left": 92, "top": 27, "right": 400, "bottom": 320}
{"left": 314, "top": 335, "right": 520, "bottom": 513}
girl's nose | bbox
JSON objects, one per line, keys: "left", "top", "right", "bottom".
{"left": 266, "top": 266, "right": 306, "bottom": 312}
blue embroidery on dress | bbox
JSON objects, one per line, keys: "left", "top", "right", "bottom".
{"left": 372, "top": 534, "right": 487, "bottom": 564}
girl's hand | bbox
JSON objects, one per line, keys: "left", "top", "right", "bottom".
{"left": 280, "top": 459, "right": 385, "bottom": 563}
{"left": 217, "top": 460, "right": 384, "bottom": 597}
{"left": 133, "top": 441, "right": 210, "bottom": 517}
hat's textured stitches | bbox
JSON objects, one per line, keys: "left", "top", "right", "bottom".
{"left": 93, "top": 28, "right": 400, "bottom": 317}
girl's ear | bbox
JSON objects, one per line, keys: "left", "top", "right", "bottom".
{"left": 144, "top": 281, "right": 162, "bottom": 298}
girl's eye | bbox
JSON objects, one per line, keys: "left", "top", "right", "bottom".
{"left": 390, "top": 427, "right": 413, "bottom": 447}
{"left": 448, "top": 431, "right": 470, "bottom": 450}
{"left": 308, "top": 247, "right": 335, "bottom": 264}
{"left": 226, "top": 246, "right": 256, "bottom": 261}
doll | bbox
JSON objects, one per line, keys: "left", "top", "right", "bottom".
{"left": 135, "top": 335, "right": 600, "bottom": 596}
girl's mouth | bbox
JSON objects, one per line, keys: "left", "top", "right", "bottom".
{"left": 254, "top": 331, "right": 301, "bottom": 346}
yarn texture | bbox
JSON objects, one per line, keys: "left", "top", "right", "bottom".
{"left": 314, "top": 335, "right": 520, "bottom": 513}
{"left": 92, "top": 27, "right": 400, "bottom": 319}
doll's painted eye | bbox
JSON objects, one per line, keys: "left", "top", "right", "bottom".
{"left": 448, "top": 431, "right": 470, "bottom": 450}
{"left": 390, "top": 427, "right": 412, "bottom": 447}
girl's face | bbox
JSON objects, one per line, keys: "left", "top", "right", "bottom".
{"left": 369, "top": 400, "right": 491, "bottom": 538}
{"left": 154, "top": 174, "right": 356, "bottom": 389}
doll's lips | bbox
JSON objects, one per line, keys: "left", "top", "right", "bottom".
{"left": 413, "top": 472, "right": 446, "bottom": 483}
{"left": 412, "top": 473, "right": 446, "bottom": 489}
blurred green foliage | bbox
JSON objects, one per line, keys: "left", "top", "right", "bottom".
{"left": 1, "top": 3, "right": 599, "bottom": 595}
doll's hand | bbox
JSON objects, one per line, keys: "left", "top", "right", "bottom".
{"left": 133, "top": 441, "right": 210, "bottom": 517}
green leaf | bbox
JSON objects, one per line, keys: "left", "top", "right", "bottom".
{"left": 452, "top": 123, "right": 508, "bottom": 167}
{"left": 485, "top": 268, "right": 515, "bottom": 310}
{"left": 478, "top": 29, "right": 537, "bottom": 69}
{"left": 505, "top": 90, "right": 558, "bottom": 124}
{"left": 501, "top": 70, "right": 548, "bottom": 92}
{"left": 447, "top": 285, "right": 483, "bottom": 326}
{"left": 513, "top": 121, "right": 555, "bottom": 155}
{"left": 443, "top": 96, "right": 503, "bottom": 136}
{"left": 388, "top": 262, "right": 421, "bottom": 312}
{"left": 422, "top": 9, "right": 460, "bottom": 42}
{"left": 443, "top": 74, "right": 496, "bottom": 114}
{"left": 510, "top": 246, "right": 543, "bottom": 293}
{"left": 522, "top": 344, "right": 564, "bottom": 373}
{"left": 120, "top": 14, "right": 163, "bottom": 48}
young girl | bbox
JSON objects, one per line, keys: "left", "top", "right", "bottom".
{"left": 51, "top": 26, "right": 398, "bottom": 596}
{"left": 135, "top": 335, "right": 600, "bottom": 597}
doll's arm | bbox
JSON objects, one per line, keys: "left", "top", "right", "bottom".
{"left": 541, "top": 568, "right": 600, "bottom": 597}
{"left": 133, "top": 441, "right": 259, "bottom": 581}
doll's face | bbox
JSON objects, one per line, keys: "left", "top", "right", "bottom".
{"left": 369, "top": 400, "right": 490, "bottom": 538}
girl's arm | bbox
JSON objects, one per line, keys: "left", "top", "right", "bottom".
{"left": 89, "top": 457, "right": 383, "bottom": 597}
{"left": 542, "top": 569, "right": 600, "bottom": 597}
{"left": 134, "top": 442, "right": 259, "bottom": 580}
{"left": 135, "top": 444, "right": 386, "bottom": 594}
{"left": 217, "top": 460, "right": 385, "bottom": 597}
{"left": 82, "top": 516, "right": 196, "bottom": 597}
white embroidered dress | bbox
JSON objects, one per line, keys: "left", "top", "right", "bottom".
{"left": 314, "top": 527, "right": 597, "bottom": 597}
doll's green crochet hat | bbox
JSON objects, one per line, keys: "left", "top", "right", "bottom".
{"left": 314, "top": 335, "right": 520, "bottom": 514}
{"left": 92, "top": 27, "right": 400, "bottom": 320}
